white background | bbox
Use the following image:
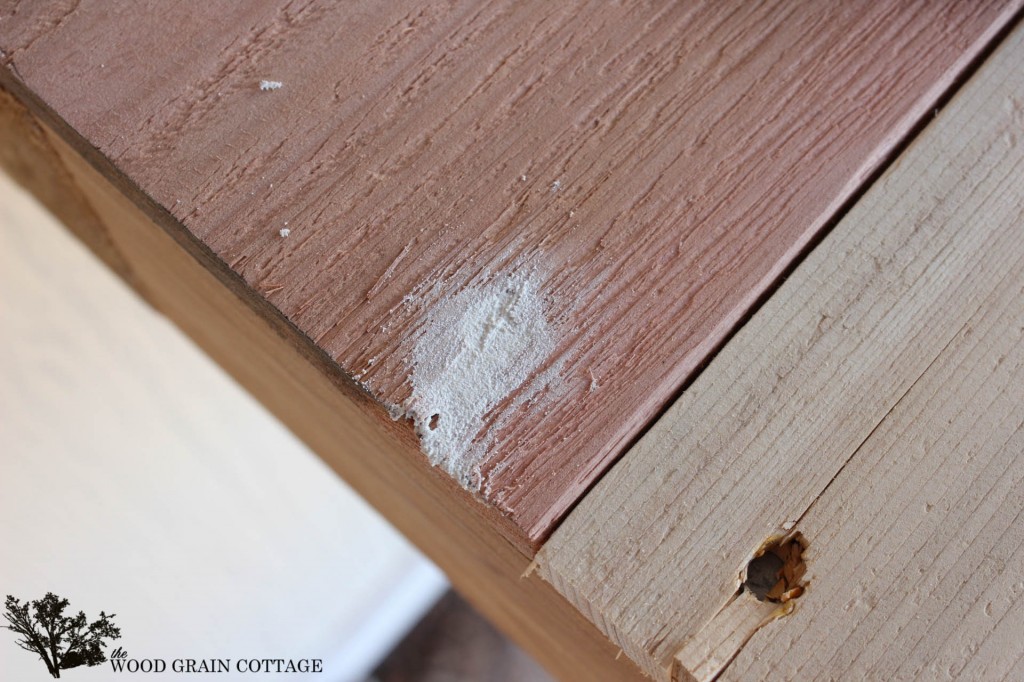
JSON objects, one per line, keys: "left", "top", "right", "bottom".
{"left": 0, "top": 172, "right": 446, "bottom": 681}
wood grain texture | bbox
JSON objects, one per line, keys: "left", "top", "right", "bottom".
{"left": 0, "top": 88, "right": 644, "bottom": 682}
{"left": 0, "top": 0, "right": 1016, "bottom": 548}
{"left": 540, "top": 20, "right": 1024, "bottom": 681}
{"left": 719, "top": 198, "right": 1024, "bottom": 679}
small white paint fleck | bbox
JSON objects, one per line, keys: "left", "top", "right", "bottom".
{"left": 279, "top": 228, "right": 290, "bottom": 238}
{"left": 260, "top": 80, "right": 284, "bottom": 91}
{"left": 550, "top": 179, "right": 562, "bottom": 193}
{"left": 402, "top": 270, "right": 558, "bottom": 486}
{"left": 520, "top": 174, "right": 528, "bottom": 182}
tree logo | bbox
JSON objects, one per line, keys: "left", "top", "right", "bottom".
{"left": 3, "top": 593, "right": 120, "bottom": 679}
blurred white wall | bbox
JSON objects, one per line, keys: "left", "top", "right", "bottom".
{"left": 0, "top": 171, "right": 446, "bottom": 681}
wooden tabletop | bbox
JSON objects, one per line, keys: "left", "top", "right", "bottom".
{"left": 3, "top": 1, "right": 1023, "bottom": 679}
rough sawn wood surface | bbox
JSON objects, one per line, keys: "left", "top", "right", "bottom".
{"left": 540, "top": 18, "right": 1024, "bottom": 680}
{"left": 0, "top": 0, "right": 1017, "bottom": 548}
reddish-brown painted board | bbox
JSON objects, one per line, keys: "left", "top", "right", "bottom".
{"left": 0, "top": 0, "right": 1016, "bottom": 549}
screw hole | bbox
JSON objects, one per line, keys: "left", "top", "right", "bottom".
{"left": 743, "top": 533, "right": 807, "bottom": 603}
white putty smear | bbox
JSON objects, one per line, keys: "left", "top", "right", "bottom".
{"left": 399, "top": 270, "right": 558, "bottom": 487}
{"left": 259, "top": 80, "right": 283, "bottom": 91}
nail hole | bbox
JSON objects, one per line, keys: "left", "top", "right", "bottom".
{"left": 743, "top": 533, "right": 807, "bottom": 603}
{"left": 428, "top": 413, "right": 440, "bottom": 430}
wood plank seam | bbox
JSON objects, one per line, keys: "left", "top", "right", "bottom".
{"left": 2, "top": 1, "right": 1018, "bottom": 549}
{"left": 0, "top": 86, "right": 645, "bottom": 682}
{"left": 2, "top": 3, "right": 1022, "bottom": 679}
{"left": 540, "top": 16, "right": 1024, "bottom": 680}
{"left": 555, "top": 4, "right": 1024, "bottom": 545}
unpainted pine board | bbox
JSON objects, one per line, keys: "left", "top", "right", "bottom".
{"left": 539, "top": 20, "right": 1024, "bottom": 681}
{"left": 0, "top": 87, "right": 645, "bottom": 682}
{"left": 718, "top": 193, "right": 1024, "bottom": 680}
{"left": 0, "top": 1, "right": 1017, "bottom": 548}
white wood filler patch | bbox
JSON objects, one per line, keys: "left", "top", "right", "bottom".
{"left": 400, "top": 271, "right": 558, "bottom": 488}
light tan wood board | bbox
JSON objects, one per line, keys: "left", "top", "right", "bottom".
{"left": 0, "top": 88, "right": 644, "bottom": 682}
{"left": 539, "top": 20, "right": 1024, "bottom": 682}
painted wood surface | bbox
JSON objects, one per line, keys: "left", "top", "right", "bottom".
{"left": 0, "top": 1, "right": 1017, "bottom": 548}
{"left": 540, "top": 20, "right": 1024, "bottom": 681}
{"left": 0, "top": 87, "right": 644, "bottom": 682}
